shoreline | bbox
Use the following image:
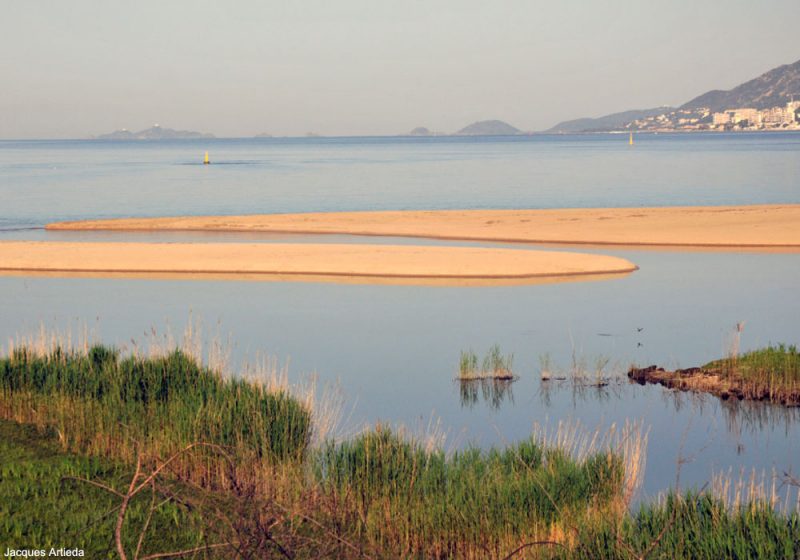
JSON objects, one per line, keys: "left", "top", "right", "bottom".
{"left": 0, "top": 241, "right": 637, "bottom": 285}
{"left": 628, "top": 365, "right": 800, "bottom": 408}
{"left": 46, "top": 205, "right": 800, "bottom": 250}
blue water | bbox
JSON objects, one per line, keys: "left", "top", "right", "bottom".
{"left": 2, "top": 133, "right": 799, "bottom": 230}
{"left": 1, "top": 133, "right": 799, "bottom": 502}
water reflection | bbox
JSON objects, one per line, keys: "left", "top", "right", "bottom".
{"left": 458, "top": 379, "right": 515, "bottom": 410}
{"left": 537, "top": 375, "right": 627, "bottom": 407}
{"left": 532, "top": 378, "right": 800, "bottom": 437}
{"left": 720, "top": 396, "right": 800, "bottom": 438}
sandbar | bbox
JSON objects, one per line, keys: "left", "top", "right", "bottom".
{"left": 0, "top": 241, "right": 637, "bottom": 286}
{"left": 47, "top": 205, "right": 800, "bottom": 249}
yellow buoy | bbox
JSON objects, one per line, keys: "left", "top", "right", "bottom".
{"left": 203, "top": 151, "right": 210, "bottom": 165}
{"left": 629, "top": 132, "right": 634, "bottom": 146}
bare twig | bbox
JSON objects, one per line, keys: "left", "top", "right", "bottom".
{"left": 62, "top": 476, "right": 125, "bottom": 498}
{"left": 134, "top": 480, "right": 157, "bottom": 560}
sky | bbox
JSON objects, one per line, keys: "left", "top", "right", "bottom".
{"left": 1, "top": 0, "right": 799, "bottom": 139}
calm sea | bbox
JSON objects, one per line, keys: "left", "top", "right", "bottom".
{"left": 1, "top": 133, "right": 799, "bottom": 501}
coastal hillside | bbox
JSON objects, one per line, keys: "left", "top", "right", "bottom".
{"left": 456, "top": 120, "right": 520, "bottom": 135}
{"left": 95, "top": 124, "right": 214, "bottom": 140}
{"left": 545, "top": 57, "right": 800, "bottom": 133}
{"left": 682, "top": 58, "right": 800, "bottom": 111}
{"left": 545, "top": 107, "right": 673, "bottom": 133}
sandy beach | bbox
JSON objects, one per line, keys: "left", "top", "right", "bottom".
{"left": 46, "top": 205, "right": 800, "bottom": 249}
{"left": 0, "top": 241, "right": 637, "bottom": 285}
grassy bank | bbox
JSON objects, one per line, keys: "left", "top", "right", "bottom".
{"left": 0, "top": 344, "right": 634, "bottom": 557}
{"left": 314, "top": 426, "right": 625, "bottom": 556}
{"left": 0, "top": 419, "right": 207, "bottom": 557}
{"left": 0, "top": 344, "right": 312, "bottom": 489}
{"left": 2, "top": 342, "right": 799, "bottom": 558}
{"left": 3, "top": 418, "right": 798, "bottom": 559}
{"left": 705, "top": 344, "right": 800, "bottom": 404}
{"left": 629, "top": 344, "right": 800, "bottom": 407}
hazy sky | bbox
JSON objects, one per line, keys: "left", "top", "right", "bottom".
{"left": 1, "top": 0, "right": 798, "bottom": 138}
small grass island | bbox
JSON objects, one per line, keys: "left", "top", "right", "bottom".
{"left": 629, "top": 344, "right": 800, "bottom": 407}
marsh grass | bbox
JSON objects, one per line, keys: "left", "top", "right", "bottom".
{"left": 532, "top": 420, "right": 648, "bottom": 507}
{"left": 562, "top": 491, "right": 800, "bottom": 560}
{"left": 7, "top": 414, "right": 799, "bottom": 560}
{"left": 0, "top": 343, "right": 313, "bottom": 491}
{"left": 458, "top": 349, "right": 480, "bottom": 379}
{"left": 0, "top": 419, "right": 209, "bottom": 558}
{"left": 704, "top": 344, "right": 800, "bottom": 405}
{"left": 314, "top": 423, "right": 634, "bottom": 558}
{"left": 457, "top": 345, "right": 515, "bottom": 380}
{"left": 538, "top": 353, "right": 626, "bottom": 411}
{"left": 0, "top": 329, "right": 645, "bottom": 557}
{"left": 5, "top": 327, "right": 796, "bottom": 558}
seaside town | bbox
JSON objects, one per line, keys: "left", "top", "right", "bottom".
{"left": 629, "top": 100, "right": 800, "bottom": 132}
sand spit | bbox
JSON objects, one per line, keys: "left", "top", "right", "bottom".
{"left": 47, "top": 205, "right": 800, "bottom": 249}
{"left": 0, "top": 241, "right": 636, "bottom": 286}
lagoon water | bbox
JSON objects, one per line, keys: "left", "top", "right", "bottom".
{"left": 1, "top": 133, "right": 799, "bottom": 502}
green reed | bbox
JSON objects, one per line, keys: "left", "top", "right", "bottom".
{"left": 0, "top": 419, "right": 207, "bottom": 557}
{"left": 458, "top": 344, "right": 514, "bottom": 380}
{"left": 458, "top": 349, "right": 480, "bottom": 379}
{"left": 313, "top": 426, "right": 624, "bottom": 556}
{"left": 0, "top": 345, "right": 312, "bottom": 466}
{"left": 560, "top": 492, "right": 800, "bottom": 559}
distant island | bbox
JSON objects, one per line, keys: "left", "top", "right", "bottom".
{"left": 546, "top": 58, "right": 800, "bottom": 133}
{"left": 456, "top": 120, "right": 521, "bottom": 136}
{"left": 95, "top": 124, "right": 214, "bottom": 140}
{"left": 401, "top": 120, "right": 521, "bottom": 137}
{"left": 408, "top": 127, "right": 432, "bottom": 136}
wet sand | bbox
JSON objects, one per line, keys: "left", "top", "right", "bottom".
{"left": 0, "top": 241, "right": 637, "bottom": 285}
{"left": 47, "top": 205, "right": 800, "bottom": 249}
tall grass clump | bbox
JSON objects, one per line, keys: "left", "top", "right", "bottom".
{"left": 313, "top": 424, "right": 635, "bottom": 558}
{"left": 458, "top": 349, "right": 479, "bottom": 379}
{"left": 705, "top": 344, "right": 800, "bottom": 405}
{"left": 562, "top": 492, "right": 800, "bottom": 560}
{"left": 0, "top": 344, "right": 312, "bottom": 483}
{"left": 457, "top": 344, "right": 514, "bottom": 380}
{"left": 483, "top": 343, "right": 514, "bottom": 377}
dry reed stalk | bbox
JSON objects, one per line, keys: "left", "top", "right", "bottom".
{"left": 711, "top": 466, "right": 800, "bottom": 514}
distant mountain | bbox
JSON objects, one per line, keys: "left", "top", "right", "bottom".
{"left": 456, "top": 120, "right": 520, "bottom": 135}
{"left": 96, "top": 125, "right": 214, "bottom": 140}
{"left": 543, "top": 58, "right": 800, "bottom": 132}
{"left": 408, "top": 126, "right": 432, "bottom": 136}
{"left": 545, "top": 107, "right": 673, "bottom": 133}
{"left": 682, "top": 59, "right": 800, "bottom": 111}
{"left": 254, "top": 132, "right": 273, "bottom": 138}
